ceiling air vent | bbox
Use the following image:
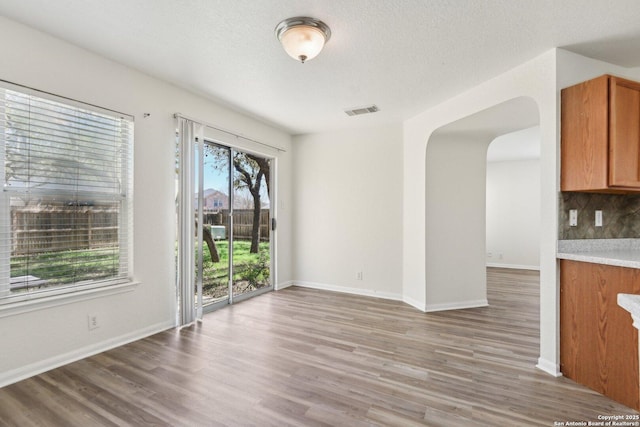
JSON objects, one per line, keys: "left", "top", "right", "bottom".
{"left": 344, "top": 104, "right": 379, "bottom": 117}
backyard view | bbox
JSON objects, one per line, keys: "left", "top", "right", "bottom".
{"left": 196, "top": 142, "right": 272, "bottom": 307}
{"left": 10, "top": 136, "right": 271, "bottom": 305}
{"left": 200, "top": 239, "right": 270, "bottom": 303}
{"left": 11, "top": 246, "right": 119, "bottom": 290}
{"left": 5, "top": 87, "right": 132, "bottom": 295}
{"left": 9, "top": 200, "right": 124, "bottom": 293}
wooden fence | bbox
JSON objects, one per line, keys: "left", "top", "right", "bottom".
{"left": 11, "top": 206, "right": 119, "bottom": 255}
{"left": 203, "top": 209, "right": 270, "bottom": 241}
{"left": 11, "top": 207, "right": 270, "bottom": 255}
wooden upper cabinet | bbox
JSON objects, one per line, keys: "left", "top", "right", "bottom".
{"left": 610, "top": 77, "right": 640, "bottom": 187}
{"left": 561, "top": 74, "right": 640, "bottom": 192}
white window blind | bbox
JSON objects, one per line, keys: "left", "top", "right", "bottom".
{"left": 0, "top": 82, "right": 133, "bottom": 302}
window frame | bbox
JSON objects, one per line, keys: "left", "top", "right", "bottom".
{"left": 0, "top": 80, "right": 135, "bottom": 309}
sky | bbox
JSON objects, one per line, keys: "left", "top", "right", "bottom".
{"left": 197, "top": 147, "right": 270, "bottom": 207}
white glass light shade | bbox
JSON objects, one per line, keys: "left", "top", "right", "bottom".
{"left": 280, "top": 26, "right": 326, "bottom": 63}
{"left": 275, "top": 17, "right": 331, "bottom": 63}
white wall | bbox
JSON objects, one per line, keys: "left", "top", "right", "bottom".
{"left": 486, "top": 158, "right": 541, "bottom": 270}
{"left": 424, "top": 134, "right": 491, "bottom": 311}
{"left": 557, "top": 50, "right": 640, "bottom": 91}
{"left": 291, "top": 125, "right": 403, "bottom": 300}
{"left": 419, "top": 97, "right": 541, "bottom": 313}
{"left": 486, "top": 126, "right": 541, "bottom": 270}
{"left": 0, "top": 16, "right": 292, "bottom": 386}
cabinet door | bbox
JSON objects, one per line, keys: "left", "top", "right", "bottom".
{"left": 560, "top": 75, "right": 609, "bottom": 191}
{"left": 609, "top": 76, "right": 640, "bottom": 188}
{"left": 560, "top": 260, "right": 640, "bottom": 410}
{"left": 560, "top": 261, "right": 603, "bottom": 391}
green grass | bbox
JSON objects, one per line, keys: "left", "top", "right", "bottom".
{"left": 201, "top": 240, "right": 270, "bottom": 294}
{"left": 11, "top": 247, "right": 119, "bottom": 287}
{"left": 202, "top": 240, "right": 269, "bottom": 266}
{"left": 10, "top": 240, "right": 269, "bottom": 296}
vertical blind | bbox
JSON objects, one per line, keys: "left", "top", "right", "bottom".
{"left": 0, "top": 83, "right": 133, "bottom": 300}
{"left": 176, "top": 117, "right": 203, "bottom": 326}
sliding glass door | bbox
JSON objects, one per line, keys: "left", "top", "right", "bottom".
{"left": 194, "top": 142, "right": 272, "bottom": 311}
{"left": 231, "top": 151, "right": 271, "bottom": 300}
{"left": 198, "top": 143, "right": 231, "bottom": 307}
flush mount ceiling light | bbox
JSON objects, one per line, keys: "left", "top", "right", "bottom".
{"left": 275, "top": 16, "right": 331, "bottom": 63}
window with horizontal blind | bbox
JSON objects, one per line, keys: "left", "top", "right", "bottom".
{"left": 0, "top": 82, "right": 133, "bottom": 303}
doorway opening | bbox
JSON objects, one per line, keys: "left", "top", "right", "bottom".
{"left": 485, "top": 126, "right": 541, "bottom": 271}
{"left": 423, "top": 96, "right": 540, "bottom": 311}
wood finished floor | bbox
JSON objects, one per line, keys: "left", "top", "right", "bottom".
{"left": 1, "top": 268, "right": 638, "bottom": 426}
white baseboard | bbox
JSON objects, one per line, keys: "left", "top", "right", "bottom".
{"left": 0, "top": 320, "right": 175, "bottom": 388}
{"left": 275, "top": 281, "right": 294, "bottom": 291}
{"left": 536, "top": 357, "right": 562, "bottom": 377}
{"left": 486, "top": 262, "right": 540, "bottom": 271}
{"left": 293, "top": 281, "right": 403, "bottom": 302}
{"left": 425, "top": 299, "right": 489, "bottom": 313}
{"left": 293, "top": 282, "right": 488, "bottom": 314}
{"left": 403, "top": 295, "right": 426, "bottom": 312}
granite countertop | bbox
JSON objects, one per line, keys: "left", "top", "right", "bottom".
{"left": 618, "top": 294, "right": 640, "bottom": 329}
{"left": 557, "top": 239, "right": 640, "bottom": 269}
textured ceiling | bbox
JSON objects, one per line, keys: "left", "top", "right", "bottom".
{"left": 1, "top": 0, "right": 640, "bottom": 135}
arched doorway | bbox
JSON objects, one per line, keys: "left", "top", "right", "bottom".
{"left": 423, "top": 97, "right": 540, "bottom": 311}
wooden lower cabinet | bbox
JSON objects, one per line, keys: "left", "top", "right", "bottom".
{"left": 560, "top": 260, "right": 640, "bottom": 410}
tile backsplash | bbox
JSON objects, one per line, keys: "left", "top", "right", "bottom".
{"left": 559, "top": 192, "right": 640, "bottom": 239}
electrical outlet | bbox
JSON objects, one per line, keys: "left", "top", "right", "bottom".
{"left": 356, "top": 271, "right": 363, "bottom": 280}
{"left": 487, "top": 252, "right": 493, "bottom": 258}
{"left": 569, "top": 209, "right": 578, "bottom": 227}
{"left": 595, "top": 210, "right": 603, "bottom": 227}
{"left": 88, "top": 314, "right": 99, "bottom": 331}
{"left": 498, "top": 253, "right": 503, "bottom": 260}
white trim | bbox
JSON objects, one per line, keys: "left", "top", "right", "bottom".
{"left": 275, "top": 281, "right": 294, "bottom": 291}
{"left": 536, "top": 357, "right": 562, "bottom": 377}
{"left": 486, "top": 263, "right": 540, "bottom": 271}
{"left": 0, "top": 281, "right": 139, "bottom": 319}
{"left": 425, "top": 299, "right": 489, "bottom": 313}
{"left": 403, "top": 295, "right": 427, "bottom": 312}
{"left": 0, "top": 319, "right": 174, "bottom": 388}
{"left": 293, "top": 281, "right": 403, "bottom": 302}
